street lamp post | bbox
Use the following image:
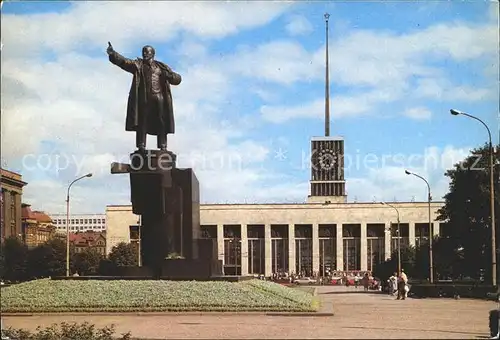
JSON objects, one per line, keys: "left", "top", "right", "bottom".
{"left": 450, "top": 108, "right": 496, "bottom": 287}
{"left": 230, "top": 237, "right": 241, "bottom": 275}
{"left": 66, "top": 173, "right": 92, "bottom": 277}
{"left": 137, "top": 216, "right": 142, "bottom": 266}
{"left": 381, "top": 202, "right": 401, "bottom": 275}
{"left": 405, "top": 170, "right": 434, "bottom": 283}
{"left": 322, "top": 240, "right": 325, "bottom": 277}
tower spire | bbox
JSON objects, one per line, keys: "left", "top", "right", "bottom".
{"left": 324, "top": 13, "right": 331, "bottom": 137}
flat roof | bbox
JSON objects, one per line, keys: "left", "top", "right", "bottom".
{"left": 311, "top": 136, "right": 344, "bottom": 141}
{"left": 107, "top": 201, "right": 444, "bottom": 208}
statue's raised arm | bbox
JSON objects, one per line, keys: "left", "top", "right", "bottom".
{"left": 107, "top": 42, "right": 137, "bottom": 74}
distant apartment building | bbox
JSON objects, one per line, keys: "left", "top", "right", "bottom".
{"left": 21, "top": 204, "right": 56, "bottom": 248}
{"left": 50, "top": 213, "right": 106, "bottom": 234}
{"left": 0, "top": 168, "right": 27, "bottom": 242}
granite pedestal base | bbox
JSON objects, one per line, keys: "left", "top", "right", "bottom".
{"left": 111, "top": 149, "right": 222, "bottom": 280}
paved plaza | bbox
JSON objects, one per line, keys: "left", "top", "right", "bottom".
{"left": 2, "top": 286, "right": 493, "bottom": 339}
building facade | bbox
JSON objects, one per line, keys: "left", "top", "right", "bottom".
{"left": 21, "top": 204, "right": 56, "bottom": 248}
{"left": 106, "top": 201, "right": 445, "bottom": 276}
{"left": 70, "top": 231, "right": 106, "bottom": 255}
{"left": 50, "top": 213, "right": 106, "bottom": 233}
{"left": 0, "top": 169, "right": 27, "bottom": 242}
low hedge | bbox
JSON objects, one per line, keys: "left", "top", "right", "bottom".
{"left": 2, "top": 322, "right": 131, "bottom": 340}
{"left": 410, "top": 283, "right": 495, "bottom": 299}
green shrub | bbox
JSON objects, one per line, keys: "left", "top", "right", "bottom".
{"left": 2, "top": 322, "right": 131, "bottom": 340}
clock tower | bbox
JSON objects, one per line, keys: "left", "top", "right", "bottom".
{"left": 307, "top": 137, "right": 347, "bottom": 203}
{"left": 307, "top": 13, "right": 347, "bottom": 204}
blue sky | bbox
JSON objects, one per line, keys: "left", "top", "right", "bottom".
{"left": 1, "top": 1, "right": 498, "bottom": 213}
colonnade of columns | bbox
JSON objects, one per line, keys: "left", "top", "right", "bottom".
{"left": 211, "top": 223, "right": 440, "bottom": 277}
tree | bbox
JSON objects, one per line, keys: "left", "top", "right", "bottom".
{"left": 108, "top": 242, "right": 138, "bottom": 267}
{"left": 0, "top": 237, "right": 28, "bottom": 282}
{"left": 373, "top": 244, "right": 417, "bottom": 281}
{"left": 432, "top": 236, "right": 464, "bottom": 280}
{"left": 437, "top": 143, "right": 500, "bottom": 280}
{"left": 26, "top": 238, "right": 68, "bottom": 279}
{"left": 73, "top": 248, "right": 104, "bottom": 275}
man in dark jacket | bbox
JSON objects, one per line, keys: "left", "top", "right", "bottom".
{"left": 107, "top": 42, "right": 182, "bottom": 151}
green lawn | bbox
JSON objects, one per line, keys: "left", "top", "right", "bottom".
{"left": 1, "top": 279, "right": 319, "bottom": 313}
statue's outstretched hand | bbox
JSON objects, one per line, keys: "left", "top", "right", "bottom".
{"left": 107, "top": 42, "right": 114, "bottom": 55}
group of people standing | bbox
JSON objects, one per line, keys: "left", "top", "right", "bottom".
{"left": 388, "top": 270, "right": 409, "bottom": 300}
{"left": 353, "top": 272, "right": 372, "bottom": 291}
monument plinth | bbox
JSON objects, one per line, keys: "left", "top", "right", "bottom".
{"left": 112, "top": 150, "right": 222, "bottom": 279}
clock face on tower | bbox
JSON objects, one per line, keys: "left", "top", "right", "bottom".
{"left": 318, "top": 148, "right": 337, "bottom": 170}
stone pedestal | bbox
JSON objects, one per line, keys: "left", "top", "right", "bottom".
{"left": 129, "top": 150, "right": 178, "bottom": 277}
{"left": 111, "top": 149, "right": 222, "bottom": 279}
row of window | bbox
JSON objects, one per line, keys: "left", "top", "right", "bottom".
{"left": 56, "top": 225, "right": 106, "bottom": 231}
{"left": 220, "top": 237, "right": 411, "bottom": 276}
{"left": 53, "top": 218, "right": 106, "bottom": 225}
{"left": 201, "top": 223, "right": 441, "bottom": 239}
{"left": 74, "top": 247, "right": 106, "bottom": 255}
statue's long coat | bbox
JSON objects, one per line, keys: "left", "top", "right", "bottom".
{"left": 109, "top": 51, "right": 182, "bottom": 135}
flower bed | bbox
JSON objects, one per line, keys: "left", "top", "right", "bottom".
{"left": 243, "top": 280, "right": 316, "bottom": 305}
{"left": 1, "top": 279, "right": 318, "bottom": 313}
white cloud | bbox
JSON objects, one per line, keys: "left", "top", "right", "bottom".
{"left": 240, "top": 18, "right": 497, "bottom": 124}
{"left": 176, "top": 40, "right": 209, "bottom": 60}
{"left": 260, "top": 85, "right": 406, "bottom": 123}
{"left": 285, "top": 15, "right": 313, "bottom": 36}
{"left": 226, "top": 40, "right": 315, "bottom": 85}
{"left": 222, "top": 20, "right": 497, "bottom": 125}
{"left": 346, "top": 145, "right": 472, "bottom": 202}
{"left": 224, "top": 21, "right": 496, "bottom": 88}
{"left": 403, "top": 107, "right": 432, "bottom": 120}
{"left": 414, "top": 77, "right": 497, "bottom": 102}
{"left": 1, "top": 2, "right": 293, "bottom": 58}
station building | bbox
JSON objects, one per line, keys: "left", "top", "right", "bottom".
{"left": 105, "top": 137, "right": 447, "bottom": 277}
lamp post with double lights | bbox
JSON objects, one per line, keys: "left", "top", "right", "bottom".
{"left": 137, "top": 216, "right": 142, "bottom": 266}
{"left": 381, "top": 202, "right": 401, "bottom": 275}
{"left": 229, "top": 236, "right": 242, "bottom": 276}
{"left": 66, "top": 173, "right": 93, "bottom": 277}
{"left": 405, "top": 170, "right": 434, "bottom": 283}
{"left": 450, "top": 108, "right": 496, "bottom": 287}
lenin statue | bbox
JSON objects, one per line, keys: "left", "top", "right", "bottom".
{"left": 107, "top": 42, "right": 182, "bottom": 151}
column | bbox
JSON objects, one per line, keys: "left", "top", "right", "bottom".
{"left": 240, "top": 224, "right": 248, "bottom": 276}
{"left": 217, "top": 224, "right": 224, "bottom": 264}
{"left": 15, "top": 192, "right": 22, "bottom": 237}
{"left": 336, "top": 224, "right": 343, "bottom": 271}
{"left": 0, "top": 189, "right": 4, "bottom": 241}
{"left": 384, "top": 223, "right": 391, "bottom": 260}
{"left": 360, "top": 223, "right": 367, "bottom": 271}
{"left": 433, "top": 222, "right": 439, "bottom": 236}
{"left": 409, "top": 222, "right": 416, "bottom": 247}
{"left": 4, "top": 191, "right": 11, "bottom": 238}
{"left": 312, "top": 224, "right": 319, "bottom": 274}
{"left": 288, "top": 224, "right": 295, "bottom": 274}
{"left": 264, "top": 224, "right": 272, "bottom": 276}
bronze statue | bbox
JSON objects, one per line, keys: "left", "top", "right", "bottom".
{"left": 107, "top": 42, "right": 182, "bottom": 151}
